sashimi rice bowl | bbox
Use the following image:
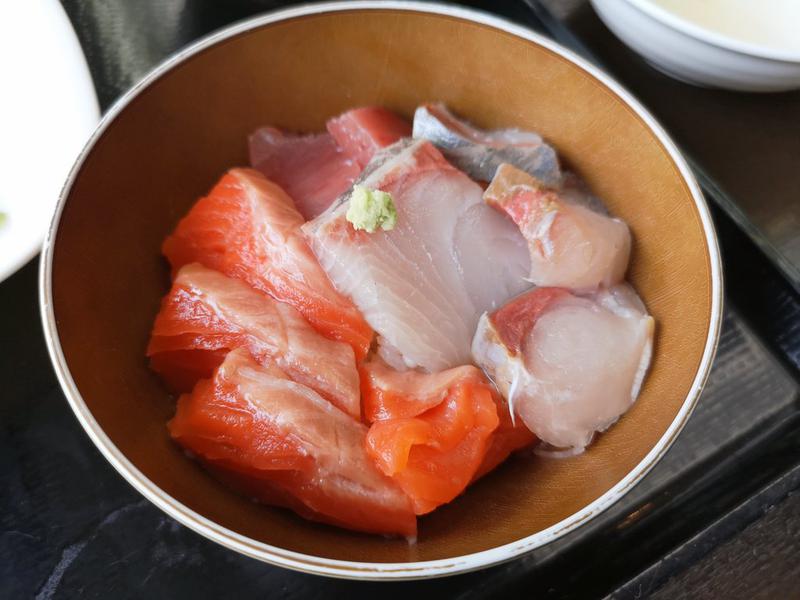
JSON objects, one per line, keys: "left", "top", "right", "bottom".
{"left": 41, "top": 3, "right": 721, "bottom": 579}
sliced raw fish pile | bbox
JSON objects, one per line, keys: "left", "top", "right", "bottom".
{"left": 303, "top": 139, "right": 531, "bottom": 372}
{"left": 147, "top": 263, "right": 361, "bottom": 418}
{"left": 412, "top": 103, "right": 561, "bottom": 185}
{"left": 484, "top": 163, "right": 631, "bottom": 291}
{"left": 472, "top": 285, "right": 654, "bottom": 450}
{"left": 248, "top": 128, "right": 360, "bottom": 220}
{"left": 250, "top": 107, "right": 411, "bottom": 219}
{"left": 327, "top": 106, "right": 412, "bottom": 168}
{"left": 162, "top": 168, "right": 373, "bottom": 360}
{"left": 361, "top": 359, "right": 501, "bottom": 514}
{"left": 169, "top": 349, "right": 416, "bottom": 536}
{"left": 145, "top": 102, "right": 658, "bottom": 537}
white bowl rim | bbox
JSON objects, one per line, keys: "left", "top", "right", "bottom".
{"left": 39, "top": 0, "right": 723, "bottom": 581}
{"left": 621, "top": 0, "right": 800, "bottom": 63}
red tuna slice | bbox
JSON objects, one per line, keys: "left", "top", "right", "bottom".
{"left": 147, "top": 263, "right": 361, "bottom": 419}
{"left": 362, "top": 359, "right": 500, "bottom": 514}
{"left": 326, "top": 107, "right": 412, "bottom": 168}
{"left": 248, "top": 128, "right": 361, "bottom": 220}
{"left": 161, "top": 168, "right": 373, "bottom": 360}
{"left": 169, "top": 349, "right": 416, "bottom": 537}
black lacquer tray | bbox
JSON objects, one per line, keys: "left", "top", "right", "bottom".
{"left": 2, "top": 1, "right": 798, "bottom": 597}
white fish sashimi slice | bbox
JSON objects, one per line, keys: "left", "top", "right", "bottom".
{"left": 484, "top": 163, "right": 631, "bottom": 291}
{"left": 472, "top": 284, "right": 654, "bottom": 450}
{"left": 412, "top": 103, "right": 561, "bottom": 186}
{"left": 454, "top": 202, "right": 532, "bottom": 312}
{"left": 303, "top": 139, "right": 531, "bottom": 372}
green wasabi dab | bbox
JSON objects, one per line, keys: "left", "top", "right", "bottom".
{"left": 345, "top": 185, "right": 397, "bottom": 233}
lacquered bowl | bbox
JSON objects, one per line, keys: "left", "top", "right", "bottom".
{"left": 40, "top": 1, "right": 722, "bottom": 580}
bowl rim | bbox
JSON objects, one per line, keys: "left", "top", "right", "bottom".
{"left": 619, "top": 0, "right": 800, "bottom": 63}
{"left": 39, "top": 0, "right": 723, "bottom": 580}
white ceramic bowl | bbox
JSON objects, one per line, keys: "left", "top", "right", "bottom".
{"left": 591, "top": 0, "right": 800, "bottom": 92}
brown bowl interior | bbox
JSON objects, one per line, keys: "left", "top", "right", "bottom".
{"left": 51, "top": 9, "right": 712, "bottom": 564}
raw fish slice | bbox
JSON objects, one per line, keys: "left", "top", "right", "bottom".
{"left": 249, "top": 128, "right": 360, "bottom": 219}
{"left": 361, "top": 358, "right": 486, "bottom": 423}
{"left": 452, "top": 200, "right": 534, "bottom": 315}
{"left": 327, "top": 106, "right": 412, "bottom": 168}
{"left": 473, "top": 397, "right": 537, "bottom": 481}
{"left": 472, "top": 285, "right": 655, "bottom": 450}
{"left": 162, "top": 168, "right": 373, "bottom": 360}
{"left": 303, "top": 140, "right": 531, "bottom": 372}
{"left": 412, "top": 103, "right": 561, "bottom": 185}
{"left": 485, "top": 164, "right": 631, "bottom": 291}
{"left": 169, "top": 349, "right": 416, "bottom": 536}
{"left": 148, "top": 263, "right": 360, "bottom": 418}
{"left": 362, "top": 359, "right": 499, "bottom": 514}
{"left": 149, "top": 349, "right": 228, "bottom": 393}
{"left": 361, "top": 358, "right": 535, "bottom": 481}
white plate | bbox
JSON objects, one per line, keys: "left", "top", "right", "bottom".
{"left": 0, "top": 0, "right": 99, "bottom": 283}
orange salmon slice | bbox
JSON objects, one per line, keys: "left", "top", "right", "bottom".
{"left": 162, "top": 168, "right": 373, "bottom": 360}
{"left": 147, "top": 263, "right": 361, "bottom": 419}
{"left": 362, "top": 359, "right": 533, "bottom": 514}
{"left": 169, "top": 349, "right": 416, "bottom": 537}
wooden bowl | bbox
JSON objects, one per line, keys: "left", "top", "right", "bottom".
{"left": 40, "top": 2, "right": 722, "bottom": 579}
